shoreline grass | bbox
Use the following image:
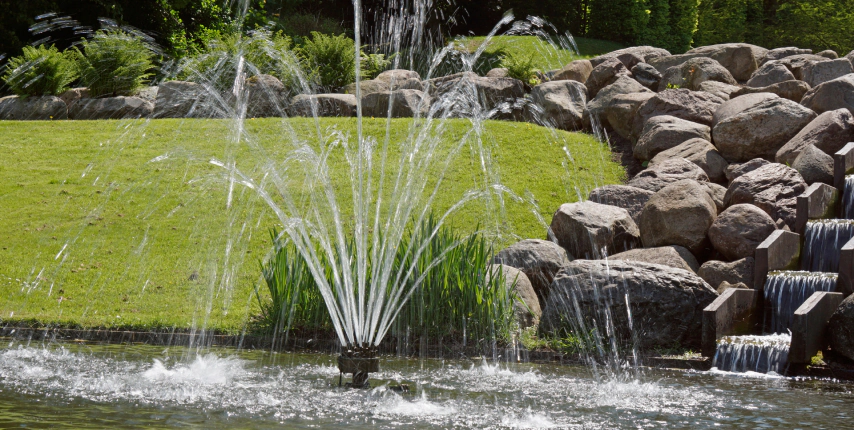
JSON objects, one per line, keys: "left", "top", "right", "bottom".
{"left": 0, "top": 117, "right": 623, "bottom": 333}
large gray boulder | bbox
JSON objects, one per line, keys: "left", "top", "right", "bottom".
{"left": 552, "top": 60, "right": 593, "bottom": 83}
{"left": 698, "top": 81, "right": 741, "bottom": 101}
{"left": 540, "top": 260, "right": 717, "bottom": 349}
{"left": 762, "top": 47, "right": 812, "bottom": 64}
{"left": 427, "top": 74, "right": 525, "bottom": 117}
{"left": 289, "top": 94, "right": 357, "bottom": 117}
{"left": 708, "top": 204, "right": 777, "bottom": 260}
{"left": 585, "top": 58, "right": 631, "bottom": 99}
{"left": 746, "top": 62, "right": 797, "bottom": 88}
{"left": 343, "top": 69, "right": 423, "bottom": 96}
{"left": 731, "top": 80, "right": 811, "bottom": 102}
{"left": 492, "top": 239, "right": 572, "bottom": 302}
{"left": 489, "top": 265, "right": 541, "bottom": 329}
{"left": 698, "top": 257, "right": 755, "bottom": 290}
{"left": 632, "top": 89, "right": 724, "bottom": 139}
{"left": 639, "top": 179, "right": 718, "bottom": 255}
{"left": 585, "top": 76, "right": 653, "bottom": 137}
{"left": 245, "top": 74, "right": 288, "bottom": 118}
{"left": 713, "top": 92, "right": 779, "bottom": 127}
{"left": 68, "top": 96, "right": 154, "bottom": 120}
{"left": 530, "top": 80, "right": 587, "bottom": 130}
{"left": 725, "top": 158, "right": 771, "bottom": 183}
{"left": 684, "top": 43, "right": 767, "bottom": 82}
{"left": 724, "top": 163, "right": 807, "bottom": 227}
{"left": 658, "top": 57, "right": 737, "bottom": 91}
{"left": 703, "top": 182, "right": 728, "bottom": 213}
{"left": 774, "top": 54, "right": 830, "bottom": 80}
{"left": 649, "top": 138, "right": 729, "bottom": 183}
{"left": 589, "top": 46, "right": 671, "bottom": 66}
{"left": 549, "top": 200, "right": 641, "bottom": 260}
{"left": 847, "top": 49, "right": 854, "bottom": 67}
{"left": 712, "top": 97, "right": 817, "bottom": 162}
{"left": 0, "top": 95, "right": 67, "bottom": 120}
{"left": 792, "top": 144, "right": 834, "bottom": 185}
{"left": 775, "top": 108, "right": 854, "bottom": 164}
{"left": 634, "top": 115, "right": 712, "bottom": 161}
{"left": 802, "top": 58, "right": 854, "bottom": 88}
{"left": 631, "top": 63, "right": 662, "bottom": 89}
{"left": 362, "top": 89, "right": 430, "bottom": 118}
{"left": 801, "top": 73, "right": 854, "bottom": 115}
{"left": 588, "top": 185, "right": 655, "bottom": 224}
{"left": 828, "top": 293, "right": 854, "bottom": 361}
{"left": 153, "top": 80, "right": 221, "bottom": 118}
{"left": 609, "top": 245, "right": 700, "bottom": 272}
{"left": 627, "top": 158, "right": 710, "bottom": 192}
{"left": 59, "top": 87, "right": 89, "bottom": 107}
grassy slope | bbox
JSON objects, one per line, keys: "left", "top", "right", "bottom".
{"left": 0, "top": 118, "right": 623, "bottom": 333}
{"left": 461, "top": 35, "right": 624, "bottom": 71}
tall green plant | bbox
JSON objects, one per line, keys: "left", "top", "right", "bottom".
{"left": 297, "top": 32, "right": 356, "bottom": 91}
{"left": 73, "top": 29, "right": 155, "bottom": 97}
{"left": 2, "top": 44, "right": 78, "bottom": 96}
{"left": 587, "top": 0, "right": 649, "bottom": 46}
{"left": 501, "top": 52, "right": 540, "bottom": 86}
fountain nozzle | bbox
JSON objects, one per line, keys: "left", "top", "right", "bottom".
{"left": 337, "top": 345, "right": 379, "bottom": 388}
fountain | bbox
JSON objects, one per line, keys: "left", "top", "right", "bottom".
{"left": 844, "top": 175, "right": 854, "bottom": 219}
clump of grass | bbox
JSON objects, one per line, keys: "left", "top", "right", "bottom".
{"left": 72, "top": 29, "right": 155, "bottom": 97}
{"left": 2, "top": 44, "right": 78, "bottom": 96}
{"left": 297, "top": 32, "right": 355, "bottom": 91}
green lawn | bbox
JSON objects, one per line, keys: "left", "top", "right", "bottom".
{"left": 461, "top": 35, "right": 624, "bottom": 71}
{"left": 0, "top": 117, "right": 623, "bottom": 333}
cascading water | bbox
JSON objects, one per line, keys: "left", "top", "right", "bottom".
{"left": 843, "top": 175, "right": 854, "bottom": 219}
{"left": 712, "top": 334, "right": 791, "bottom": 374}
{"left": 801, "top": 219, "right": 854, "bottom": 272}
{"left": 762, "top": 271, "right": 837, "bottom": 334}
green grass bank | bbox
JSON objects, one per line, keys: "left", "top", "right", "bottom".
{"left": 0, "top": 117, "right": 623, "bottom": 334}
{"left": 461, "top": 35, "right": 624, "bottom": 71}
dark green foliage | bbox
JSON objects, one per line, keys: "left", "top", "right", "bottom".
{"left": 501, "top": 52, "right": 540, "bottom": 86}
{"left": 296, "top": 32, "right": 355, "bottom": 91}
{"left": 694, "top": 0, "right": 765, "bottom": 47}
{"left": 772, "top": 0, "right": 854, "bottom": 55}
{"left": 587, "top": 0, "right": 649, "bottom": 46}
{"left": 274, "top": 13, "right": 347, "bottom": 43}
{"left": 360, "top": 51, "right": 393, "bottom": 80}
{"left": 2, "top": 45, "right": 78, "bottom": 96}
{"left": 73, "top": 29, "right": 155, "bottom": 96}
{"left": 640, "top": 0, "right": 700, "bottom": 53}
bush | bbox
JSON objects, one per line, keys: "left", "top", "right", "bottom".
{"left": 360, "top": 51, "right": 393, "bottom": 80}
{"left": 73, "top": 29, "right": 155, "bottom": 97}
{"left": 275, "top": 13, "right": 347, "bottom": 43}
{"left": 587, "top": 0, "right": 649, "bottom": 46}
{"left": 297, "top": 32, "right": 355, "bottom": 91}
{"left": 694, "top": 0, "right": 765, "bottom": 47}
{"left": 501, "top": 52, "right": 540, "bottom": 86}
{"left": 640, "top": 0, "right": 700, "bottom": 53}
{"left": 2, "top": 44, "right": 78, "bottom": 96}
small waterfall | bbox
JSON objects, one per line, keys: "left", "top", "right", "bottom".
{"left": 801, "top": 220, "right": 854, "bottom": 272}
{"left": 713, "top": 334, "right": 791, "bottom": 374}
{"left": 844, "top": 175, "right": 854, "bottom": 219}
{"left": 763, "top": 271, "right": 837, "bottom": 334}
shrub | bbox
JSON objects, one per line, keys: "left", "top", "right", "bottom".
{"left": 694, "top": 0, "right": 765, "bottom": 47}
{"left": 641, "top": 0, "right": 700, "bottom": 53}
{"left": 501, "top": 52, "right": 540, "bottom": 86}
{"left": 360, "top": 51, "right": 393, "bottom": 80}
{"left": 587, "top": 0, "right": 650, "bottom": 46}
{"left": 73, "top": 29, "right": 155, "bottom": 97}
{"left": 2, "top": 44, "right": 78, "bottom": 96}
{"left": 275, "top": 13, "right": 347, "bottom": 43}
{"left": 297, "top": 32, "right": 356, "bottom": 91}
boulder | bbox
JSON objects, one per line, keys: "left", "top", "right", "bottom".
{"left": 712, "top": 97, "right": 817, "bottom": 162}
{"left": 724, "top": 163, "right": 807, "bottom": 227}
{"left": 802, "top": 58, "right": 854, "bottom": 88}
{"left": 137, "top": 86, "right": 158, "bottom": 103}
{"left": 552, "top": 60, "right": 593, "bottom": 83}
{"left": 540, "top": 260, "right": 717, "bottom": 349}
{"left": 774, "top": 54, "right": 830, "bottom": 80}
{"left": 485, "top": 67, "right": 509, "bottom": 78}
{"left": 362, "top": 89, "right": 430, "bottom": 118}
{"left": 717, "top": 281, "right": 749, "bottom": 295}
{"left": 725, "top": 158, "right": 770, "bottom": 183}
{"left": 639, "top": 179, "right": 718, "bottom": 255}
{"left": 792, "top": 144, "right": 835, "bottom": 185}
{"left": 245, "top": 74, "right": 288, "bottom": 118}
{"left": 847, "top": 49, "right": 854, "bottom": 66}
{"left": 703, "top": 182, "right": 728, "bottom": 213}
{"left": 775, "top": 108, "right": 854, "bottom": 165}
{"left": 801, "top": 73, "right": 854, "bottom": 115}
{"left": 698, "top": 257, "right": 755, "bottom": 290}
{"left": 589, "top": 46, "right": 671, "bottom": 67}
{"left": 746, "top": 62, "right": 797, "bottom": 88}
{"left": 634, "top": 116, "right": 712, "bottom": 161}
{"left": 492, "top": 239, "right": 572, "bottom": 302}
{"left": 489, "top": 265, "right": 541, "bottom": 329}
{"left": 609, "top": 245, "right": 700, "bottom": 272}
{"left": 627, "top": 157, "right": 710, "bottom": 192}
{"left": 631, "top": 63, "right": 662, "bottom": 89}
{"left": 730, "top": 80, "right": 811, "bottom": 102}
{"left": 59, "top": 87, "right": 90, "bottom": 107}
{"left": 0, "top": 95, "right": 67, "bottom": 120}
{"left": 698, "top": 81, "right": 740, "bottom": 100}
{"left": 708, "top": 204, "right": 777, "bottom": 260}
{"left": 585, "top": 76, "right": 652, "bottom": 137}
{"left": 530, "top": 80, "right": 587, "bottom": 130}
{"left": 588, "top": 185, "right": 655, "bottom": 224}
{"left": 425, "top": 73, "right": 525, "bottom": 115}
{"left": 658, "top": 57, "right": 737, "bottom": 91}
{"left": 289, "top": 94, "right": 357, "bottom": 117}
{"left": 762, "top": 47, "right": 812, "bottom": 64}
{"left": 632, "top": 89, "right": 724, "bottom": 139}
{"left": 153, "top": 80, "right": 221, "bottom": 118}
{"left": 586, "top": 58, "right": 631, "bottom": 99}
{"left": 828, "top": 293, "right": 854, "bottom": 361}
{"left": 649, "top": 138, "right": 729, "bottom": 183}
{"left": 684, "top": 43, "right": 767, "bottom": 82}
{"left": 712, "top": 92, "right": 779, "bottom": 127}
{"left": 549, "top": 200, "right": 641, "bottom": 259}
{"left": 68, "top": 96, "right": 154, "bottom": 120}
{"left": 343, "top": 69, "right": 423, "bottom": 95}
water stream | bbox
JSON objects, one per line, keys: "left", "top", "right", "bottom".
{"left": 801, "top": 220, "right": 854, "bottom": 273}
{"left": 843, "top": 175, "right": 854, "bottom": 220}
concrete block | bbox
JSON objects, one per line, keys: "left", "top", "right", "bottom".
{"left": 795, "top": 183, "right": 839, "bottom": 234}
{"left": 840, "top": 237, "right": 854, "bottom": 296}
{"left": 702, "top": 288, "right": 760, "bottom": 357}
{"left": 789, "top": 291, "right": 845, "bottom": 363}
{"left": 754, "top": 230, "right": 801, "bottom": 290}
{"left": 834, "top": 142, "right": 854, "bottom": 191}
